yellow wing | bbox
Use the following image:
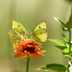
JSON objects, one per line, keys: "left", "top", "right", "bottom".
{"left": 12, "top": 20, "right": 27, "bottom": 34}
{"left": 33, "top": 22, "right": 48, "bottom": 42}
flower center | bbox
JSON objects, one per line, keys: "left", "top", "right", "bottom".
{"left": 23, "top": 47, "right": 35, "bottom": 53}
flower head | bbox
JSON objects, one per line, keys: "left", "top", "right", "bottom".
{"left": 15, "top": 39, "right": 44, "bottom": 58}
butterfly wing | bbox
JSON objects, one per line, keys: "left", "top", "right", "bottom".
{"left": 33, "top": 22, "right": 48, "bottom": 42}
{"left": 8, "top": 30, "right": 21, "bottom": 50}
{"left": 12, "top": 20, "right": 27, "bottom": 35}
{"left": 8, "top": 20, "right": 27, "bottom": 49}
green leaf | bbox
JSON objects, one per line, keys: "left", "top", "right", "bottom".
{"left": 62, "top": 34, "right": 69, "bottom": 48}
{"left": 54, "top": 17, "right": 68, "bottom": 31}
{"left": 49, "top": 39, "right": 68, "bottom": 50}
{"left": 64, "top": 54, "right": 72, "bottom": 59}
{"left": 63, "top": 48, "right": 69, "bottom": 55}
{"left": 62, "top": 34, "right": 69, "bottom": 43}
{"left": 56, "top": 46, "right": 67, "bottom": 50}
{"left": 58, "top": 19, "right": 68, "bottom": 31}
{"left": 63, "top": 47, "right": 72, "bottom": 54}
{"left": 49, "top": 39, "right": 65, "bottom": 46}
{"left": 66, "top": 9, "right": 72, "bottom": 29}
{"left": 65, "top": 41, "right": 72, "bottom": 45}
{"left": 49, "top": 38, "right": 70, "bottom": 54}
{"left": 38, "top": 64, "right": 66, "bottom": 72}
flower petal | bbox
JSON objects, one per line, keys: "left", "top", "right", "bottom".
{"left": 31, "top": 50, "right": 44, "bottom": 57}
{"left": 15, "top": 50, "right": 26, "bottom": 58}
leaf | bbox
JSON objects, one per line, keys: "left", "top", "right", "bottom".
{"left": 54, "top": 17, "right": 68, "bottom": 31}
{"left": 62, "top": 34, "right": 69, "bottom": 43}
{"left": 49, "top": 39, "right": 65, "bottom": 46}
{"left": 63, "top": 48, "right": 69, "bottom": 54}
{"left": 38, "top": 64, "right": 66, "bottom": 72}
{"left": 66, "top": 9, "right": 72, "bottom": 29}
{"left": 65, "top": 41, "right": 72, "bottom": 46}
{"left": 64, "top": 55, "right": 72, "bottom": 59}
{"left": 49, "top": 38, "right": 71, "bottom": 55}
{"left": 58, "top": 19, "right": 68, "bottom": 31}
{"left": 62, "top": 34, "right": 69, "bottom": 48}
{"left": 56, "top": 46, "right": 67, "bottom": 50}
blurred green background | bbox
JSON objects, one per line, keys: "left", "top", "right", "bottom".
{"left": 0, "top": 0, "right": 71, "bottom": 72}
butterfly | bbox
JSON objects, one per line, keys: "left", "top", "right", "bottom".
{"left": 33, "top": 22, "right": 48, "bottom": 42}
{"left": 8, "top": 20, "right": 48, "bottom": 43}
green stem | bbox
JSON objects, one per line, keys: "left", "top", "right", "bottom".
{"left": 26, "top": 56, "right": 30, "bottom": 72}
{"left": 69, "top": 29, "right": 71, "bottom": 60}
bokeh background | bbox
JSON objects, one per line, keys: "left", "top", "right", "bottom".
{"left": 0, "top": 0, "right": 71, "bottom": 72}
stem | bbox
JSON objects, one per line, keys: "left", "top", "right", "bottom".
{"left": 69, "top": 29, "right": 71, "bottom": 60}
{"left": 26, "top": 56, "right": 30, "bottom": 72}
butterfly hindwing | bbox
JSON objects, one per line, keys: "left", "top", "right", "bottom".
{"left": 8, "top": 30, "right": 21, "bottom": 49}
{"left": 33, "top": 22, "right": 48, "bottom": 42}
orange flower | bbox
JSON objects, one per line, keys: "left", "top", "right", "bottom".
{"left": 15, "top": 39, "right": 44, "bottom": 58}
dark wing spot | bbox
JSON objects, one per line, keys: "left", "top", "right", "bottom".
{"left": 39, "top": 26, "right": 41, "bottom": 28}
{"left": 18, "top": 25, "right": 20, "bottom": 27}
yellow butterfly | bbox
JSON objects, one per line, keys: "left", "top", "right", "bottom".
{"left": 33, "top": 22, "right": 48, "bottom": 42}
{"left": 9, "top": 20, "right": 48, "bottom": 42}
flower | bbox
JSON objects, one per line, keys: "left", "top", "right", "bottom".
{"left": 15, "top": 39, "right": 44, "bottom": 58}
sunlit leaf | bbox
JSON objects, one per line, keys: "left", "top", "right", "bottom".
{"left": 58, "top": 19, "right": 68, "bottom": 31}
{"left": 63, "top": 47, "right": 70, "bottom": 55}
{"left": 38, "top": 64, "right": 66, "bottom": 72}
{"left": 49, "top": 39, "right": 69, "bottom": 50}
{"left": 64, "top": 54, "right": 72, "bottom": 59}
{"left": 54, "top": 17, "right": 68, "bottom": 31}
{"left": 49, "top": 39, "right": 65, "bottom": 46}
{"left": 63, "top": 47, "right": 72, "bottom": 56}
{"left": 49, "top": 38, "right": 71, "bottom": 56}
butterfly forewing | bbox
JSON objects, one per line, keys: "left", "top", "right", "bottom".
{"left": 12, "top": 20, "right": 27, "bottom": 34}
{"left": 33, "top": 22, "right": 48, "bottom": 42}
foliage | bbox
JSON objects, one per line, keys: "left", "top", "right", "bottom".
{"left": 38, "top": 7, "right": 72, "bottom": 72}
{"left": 38, "top": 64, "right": 67, "bottom": 72}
